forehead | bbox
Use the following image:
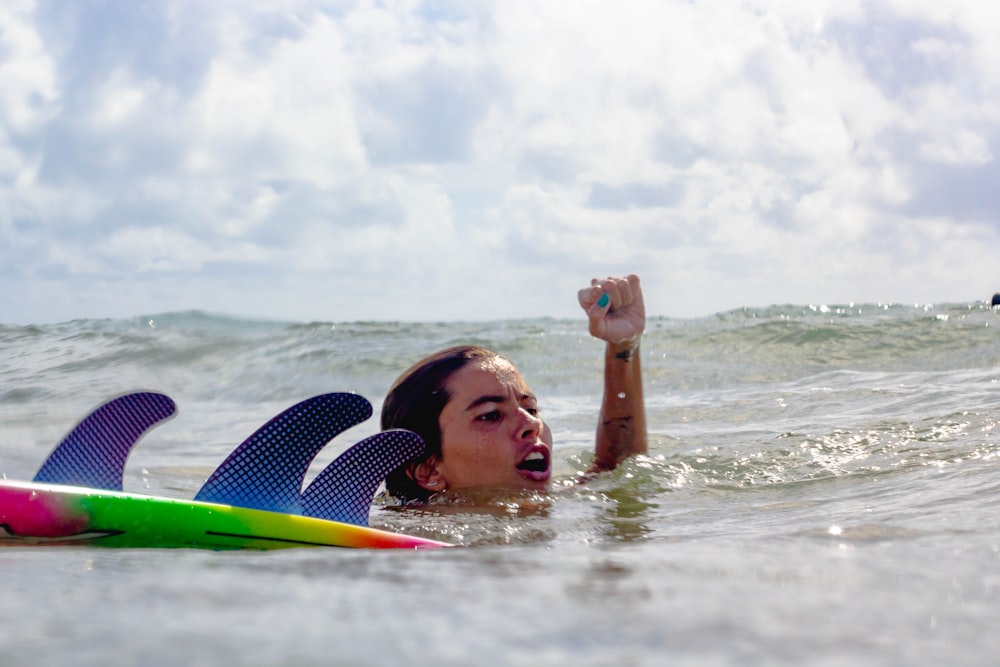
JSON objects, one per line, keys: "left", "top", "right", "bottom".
{"left": 447, "top": 356, "right": 530, "bottom": 396}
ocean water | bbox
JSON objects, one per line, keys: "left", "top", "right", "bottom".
{"left": 1, "top": 303, "right": 999, "bottom": 666}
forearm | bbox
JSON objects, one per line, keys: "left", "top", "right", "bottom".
{"left": 592, "top": 338, "right": 648, "bottom": 472}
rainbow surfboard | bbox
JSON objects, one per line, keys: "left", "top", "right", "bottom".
{"left": 0, "top": 392, "right": 450, "bottom": 550}
{"left": 0, "top": 479, "right": 447, "bottom": 550}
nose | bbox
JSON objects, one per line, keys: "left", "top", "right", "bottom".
{"left": 517, "top": 408, "right": 542, "bottom": 440}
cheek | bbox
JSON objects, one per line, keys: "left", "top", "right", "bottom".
{"left": 445, "top": 438, "right": 493, "bottom": 467}
{"left": 440, "top": 429, "right": 511, "bottom": 482}
{"left": 441, "top": 438, "right": 504, "bottom": 487}
{"left": 439, "top": 421, "right": 486, "bottom": 466}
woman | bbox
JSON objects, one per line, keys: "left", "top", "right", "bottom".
{"left": 382, "top": 274, "right": 647, "bottom": 501}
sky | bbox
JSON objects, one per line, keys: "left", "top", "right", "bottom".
{"left": 2, "top": 0, "right": 999, "bottom": 324}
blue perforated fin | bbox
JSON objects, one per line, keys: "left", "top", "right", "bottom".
{"left": 33, "top": 392, "right": 178, "bottom": 491}
{"left": 300, "top": 429, "right": 425, "bottom": 527}
{"left": 194, "top": 393, "right": 372, "bottom": 513}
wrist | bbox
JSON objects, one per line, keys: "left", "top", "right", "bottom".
{"left": 608, "top": 337, "right": 641, "bottom": 360}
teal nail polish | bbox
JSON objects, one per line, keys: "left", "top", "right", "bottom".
{"left": 597, "top": 293, "right": 609, "bottom": 308}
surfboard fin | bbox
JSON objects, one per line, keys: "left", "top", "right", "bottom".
{"left": 33, "top": 392, "right": 178, "bottom": 491}
{"left": 194, "top": 393, "right": 372, "bottom": 514}
{"left": 300, "top": 429, "right": 425, "bottom": 527}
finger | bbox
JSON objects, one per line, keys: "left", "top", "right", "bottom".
{"left": 583, "top": 275, "right": 636, "bottom": 312}
{"left": 588, "top": 291, "right": 611, "bottom": 318}
{"left": 578, "top": 285, "right": 603, "bottom": 309}
{"left": 581, "top": 278, "right": 618, "bottom": 308}
{"left": 596, "top": 277, "right": 625, "bottom": 311}
{"left": 611, "top": 276, "right": 633, "bottom": 308}
{"left": 625, "top": 274, "right": 645, "bottom": 310}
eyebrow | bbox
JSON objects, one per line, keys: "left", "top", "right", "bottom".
{"left": 464, "top": 392, "right": 537, "bottom": 412}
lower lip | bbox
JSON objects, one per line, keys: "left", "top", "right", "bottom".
{"left": 517, "top": 467, "right": 551, "bottom": 483}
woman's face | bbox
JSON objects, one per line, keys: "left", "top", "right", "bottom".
{"left": 430, "top": 357, "right": 552, "bottom": 493}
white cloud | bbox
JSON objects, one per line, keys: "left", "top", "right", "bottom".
{"left": 2, "top": 0, "right": 1000, "bottom": 324}
{"left": 191, "top": 14, "right": 366, "bottom": 180}
{"left": 920, "top": 128, "right": 993, "bottom": 165}
{"left": 0, "top": 0, "right": 58, "bottom": 132}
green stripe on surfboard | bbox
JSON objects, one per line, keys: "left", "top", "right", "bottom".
{"left": 0, "top": 480, "right": 449, "bottom": 550}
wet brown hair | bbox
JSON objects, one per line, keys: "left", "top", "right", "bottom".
{"left": 381, "top": 345, "right": 500, "bottom": 501}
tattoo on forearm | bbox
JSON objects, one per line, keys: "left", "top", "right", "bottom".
{"left": 597, "top": 416, "right": 635, "bottom": 468}
{"left": 602, "top": 415, "right": 633, "bottom": 428}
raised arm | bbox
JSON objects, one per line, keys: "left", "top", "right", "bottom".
{"left": 578, "top": 274, "right": 648, "bottom": 472}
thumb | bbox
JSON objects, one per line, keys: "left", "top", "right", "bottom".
{"left": 578, "top": 284, "right": 609, "bottom": 309}
{"left": 586, "top": 292, "right": 611, "bottom": 338}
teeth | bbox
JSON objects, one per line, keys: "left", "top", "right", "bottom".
{"left": 524, "top": 452, "right": 545, "bottom": 462}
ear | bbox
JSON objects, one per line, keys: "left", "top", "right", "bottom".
{"left": 411, "top": 455, "right": 446, "bottom": 492}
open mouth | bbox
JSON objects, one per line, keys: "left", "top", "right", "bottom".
{"left": 516, "top": 449, "right": 551, "bottom": 481}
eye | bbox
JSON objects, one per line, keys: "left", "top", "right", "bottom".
{"left": 524, "top": 406, "right": 540, "bottom": 417}
{"left": 476, "top": 410, "right": 502, "bottom": 422}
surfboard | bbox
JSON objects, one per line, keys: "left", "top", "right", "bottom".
{"left": 1, "top": 391, "right": 450, "bottom": 550}
{"left": 0, "top": 479, "right": 448, "bottom": 550}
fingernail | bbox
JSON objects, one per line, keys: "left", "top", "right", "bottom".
{"left": 597, "top": 293, "right": 609, "bottom": 308}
